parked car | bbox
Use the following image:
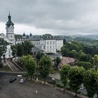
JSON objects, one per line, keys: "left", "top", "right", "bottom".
{"left": 9, "top": 77, "right": 16, "bottom": 83}
{"left": 20, "top": 79, "right": 26, "bottom": 84}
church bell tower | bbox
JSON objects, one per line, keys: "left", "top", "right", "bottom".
{"left": 6, "top": 13, "right": 15, "bottom": 44}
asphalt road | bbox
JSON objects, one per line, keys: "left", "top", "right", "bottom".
{"left": 0, "top": 74, "right": 74, "bottom": 98}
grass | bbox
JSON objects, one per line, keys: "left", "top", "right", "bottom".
{"left": 0, "top": 65, "right": 12, "bottom": 71}
{"left": 50, "top": 69, "right": 60, "bottom": 74}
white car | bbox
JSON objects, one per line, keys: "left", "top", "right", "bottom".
{"left": 20, "top": 79, "right": 24, "bottom": 84}
{"left": 19, "top": 78, "right": 27, "bottom": 84}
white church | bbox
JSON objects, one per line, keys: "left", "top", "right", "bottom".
{"left": 0, "top": 13, "right": 15, "bottom": 58}
{"left": 0, "top": 14, "right": 63, "bottom": 58}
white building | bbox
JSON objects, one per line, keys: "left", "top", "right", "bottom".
{"left": 16, "top": 34, "right": 63, "bottom": 54}
{"left": 6, "top": 13, "right": 15, "bottom": 44}
{"left": 30, "top": 34, "right": 63, "bottom": 53}
{"left": 0, "top": 13, "right": 14, "bottom": 58}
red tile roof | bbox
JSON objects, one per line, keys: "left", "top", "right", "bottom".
{"left": 59, "top": 57, "right": 76, "bottom": 68}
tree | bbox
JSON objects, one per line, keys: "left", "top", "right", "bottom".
{"left": 55, "top": 57, "right": 61, "bottom": 69}
{"left": 11, "top": 45, "right": 17, "bottom": 57}
{"left": 36, "top": 51, "right": 45, "bottom": 80}
{"left": 39, "top": 55, "right": 52, "bottom": 84}
{"left": 12, "top": 40, "right": 33, "bottom": 56}
{"left": 68, "top": 66, "right": 85, "bottom": 96}
{"left": 20, "top": 55, "right": 37, "bottom": 79}
{"left": 36, "top": 51, "right": 44, "bottom": 64}
{"left": 22, "top": 41, "right": 33, "bottom": 55}
{"left": 92, "top": 54, "right": 98, "bottom": 69}
{"left": 60, "top": 64, "right": 71, "bottom": 92}
{"left": 79, "top": 52, "right": 89, "bottom": 62}
{"left": 83, "top": 69, "right": 98, "bottom": 98}
{"left": 77, "top": 61, "right": 92, "bottom": 70}
{"left": 0, "top": 38, "right": 8, "bottom": 67}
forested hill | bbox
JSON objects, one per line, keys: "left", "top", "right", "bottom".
{"left": 63, "top": 36, "right": 98, "bottom": 47}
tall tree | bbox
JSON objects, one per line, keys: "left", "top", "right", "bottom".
{"left": 83, "top": 69, "right": 98, "bottom": 98}
{"left": 39, "top": 55, "right": 52, "bottom": 84}
{"left": 11, "top": 45, "right": 17, "bottom": 57}
{"left": 92, "top": 54, "right": 98, "bottom": 69}
{"left": 36, "top": 51, "right": 44, "bottom": 64}
{"left": 20, "top": 55, "right": 37, "bottom": 79}
{"left": 68, "top": 66, "right": 85, "bottom": 96}
{"left": 60, "top": 64, "right": 71, "bottom": 92}
{"left": 55, "top": 57, "right": 61, "bottom": 69}
{"left": 12, "top": 40, "right": 33, "bottom": 56}
{"left": 22, "top": 41, "right": 33, "bottom": 55}
{"left": 0, "top": 38, "right": 8, "bottom": 67}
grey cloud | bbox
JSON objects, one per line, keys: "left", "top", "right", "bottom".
{"left": 0, "top": 0, "right": 98, "bottom": 35}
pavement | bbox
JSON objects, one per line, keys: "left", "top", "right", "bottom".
{"left": 0, "top": 74, "right": 75, "bottom": 98}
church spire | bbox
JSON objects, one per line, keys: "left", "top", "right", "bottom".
{"left": 6, "top": 12, "right": 14, "bottom": 27}
{"left": 8, "top": 12, "right": 11, "bottom": 20}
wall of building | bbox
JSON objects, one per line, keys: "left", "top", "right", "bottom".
{"left": 56, "top": 40, "right": 63, "bottom": 51}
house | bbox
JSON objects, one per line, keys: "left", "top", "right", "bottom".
{"left": 58, "top": 57, "right": 76, "bottom": 69}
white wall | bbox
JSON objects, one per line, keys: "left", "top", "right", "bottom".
{"left": 6, "top": 26, "right": 15, "bottom": 44}
{"left": 56, "top": 40, "right": 63, "bottom": 51}
{"left": 31, "top": 39, "right": 63, "bottom": 53}
{"left": 4, "top": 45, "right": 13, "bottom": 58}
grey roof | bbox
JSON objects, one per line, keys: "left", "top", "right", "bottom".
{"left": 32, "top": 47, "right": 43, "bottom": 52}
{"left": 15, "top": 34, "right": 63, "bottom": 41}
{"left": 29, "top": 35, "right": 41, "bottom": 41}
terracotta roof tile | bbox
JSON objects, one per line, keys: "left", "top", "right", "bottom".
{"left": 59, "top": 57, "right": 76, "bottom": 68}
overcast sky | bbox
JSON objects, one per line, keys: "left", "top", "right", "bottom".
{"left": 0, "top": 0, "right": 98, "bottom": 35}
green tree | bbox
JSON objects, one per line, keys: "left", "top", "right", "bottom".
{"left": 68, "top": 66, "right": 85, "bottom": 96}
{"left": 12, "top": 40, "right": 33, "bottom": 56}
{"left": 92, "top": 54, "right": 98, "bottom": 69}
{"left": 36, "top": 51, "right": 44, "bottom": 64}
{"left": 0, "top": 38, "right": 8, "bottom": 67}
{"left": 39, "top": 55, "right": 52, "bottom": 84}
{"left": 22, "top": 41, "right": 33, "bottom": 55}
{"left": 11, "top": 45, "right": 17, "bottom": 57}
{"left": 55, "top": 57, "right": 61, "bottom": 69}
{"left": 79, "top": 52, "right": 89, "bottom": 61}
{"left": 60, "top": 65, "right": 71, "bottom": 92}
{"left": 77, "top": 61, "right": 92, "bottom": 70}
{"left": 83, "top": 69, "right": 98, "bottom": 98}
{"left": 16, "top": 43, "right": 23, "bottom": 56}
{"left": 20, "top": 55, "right": 37, "bottom": 79}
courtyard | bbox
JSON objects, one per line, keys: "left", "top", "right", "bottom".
{"left": 0, "top": 74, "right": 74, "bottom": 98}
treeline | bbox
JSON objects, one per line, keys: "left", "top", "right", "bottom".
{"left": 61, "top": 41, "right": 98, "bottom": 62}
{"left": 74, "top": 37, "right": 98, "bottom": 46}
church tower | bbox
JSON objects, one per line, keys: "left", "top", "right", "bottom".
{"left": 6, "top": 13, "right": 15, "bottom": 44}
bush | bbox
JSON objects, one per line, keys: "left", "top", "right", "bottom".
{"left": 56, "top": 83, "right": 63, "bottom": 88}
